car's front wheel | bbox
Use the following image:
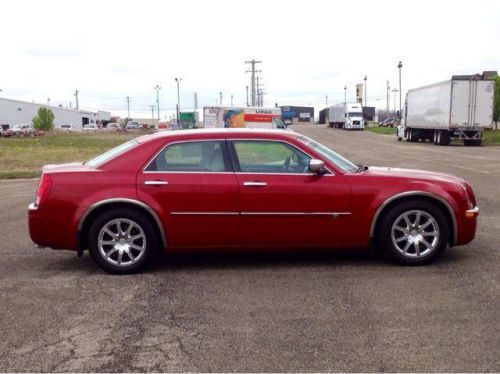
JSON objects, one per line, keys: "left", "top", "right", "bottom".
{"left": 88, "top": 209, "right": 158, "bottom": 274}
{"left": 378, "top": 200, "right": 449, "bottom": 265}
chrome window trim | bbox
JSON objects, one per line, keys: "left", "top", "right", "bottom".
{"left": 369, "top": 191, "right": 458, "bottom": 244}
{"left": 229, "top": 138, "right": 335, "bottom": 176}
{"left": 77, "top": 198, "right": 167, "bottom": 248}
{"left": 142, "top": 138, "right": 229, "bottom": 173}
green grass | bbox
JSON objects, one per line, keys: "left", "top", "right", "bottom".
{"left": 365, "top": 126, "right": 397, "bottom": 135}
{"left": 483, "top": 129, "right": 500, "bottom": 145}
{"left": 0, "top": 132, "right": 137, "bottom": 179}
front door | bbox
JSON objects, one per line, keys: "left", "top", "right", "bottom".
{"left": 229, "top": 139, "right": 352, "bottom": 247}
{"left": 136, "top": 140, "right": 239, "bottom": 248}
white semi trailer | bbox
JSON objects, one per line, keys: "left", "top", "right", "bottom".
{"left": 398, "top": 73, "right": 495, "bottom": 146}
{"left": 328, "top": 103, "right": 364, "bottom": 130}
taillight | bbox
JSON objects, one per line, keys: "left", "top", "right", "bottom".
{"left": 35, "top": 174, "right": 52, "bottom": 207}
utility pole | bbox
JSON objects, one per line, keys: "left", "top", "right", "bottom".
{"left": 154, "top": 85, "right": 161, "bottom": 121}
{"left": 74, "top": 90, "right": 79, "bottom": 110}
{"left": 386, "top": 81, "right": 390, "bottom": 112}
{"left": 149, "top": 105, "right": 155, "bottom": 126}
{"left": 326, "top": 95, "right": 328, "bottom": 107}
{"left": 246, "top": 86, "right": 249, "bottom": 107}
{"left": 175, "top": 78, "right": 182, "bottom": 126}
{"left": 245, "top": 59, "right": 262, "bottom": 106}
{"left": 194, "top": 92, "right": 198, "bottom": 110}
{"left": 397, "top": 61, "right": 403, "bottom": 116}
{"left": 344, "top": 85, "right": 347, "bottom": 107}
{"left": 256, "top": 76, "right": 265, "bottom": 107}
{"left": 47, "top": 98, "right": 50, "bottom": 106}
{"left": 126, "top": 96, "right": 130, "bottom": 118}
{"left": 230, "top": 94, "right": 233, "bottom": 106}
{"left": 364, "top": 75, "right": 367, "bottom": 107}
{"left": 219, "top": 91, "right": 223, "bottom": 106}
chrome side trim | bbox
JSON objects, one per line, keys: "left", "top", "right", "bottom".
{"left": 171, "top": 211, "right": 239, "bottom": 216}
{"left": 369, "top": 191, "right": 458, "bottom": 244}
{"left": 241, "top": 212, "right": 351, "bottom": 217}
{"left": 170, "top": 211, "right": 351, "bottom": 217}
{"left": 77, "top": 198, "right": 167, "bottom": 248}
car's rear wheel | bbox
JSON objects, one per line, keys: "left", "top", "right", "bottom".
{"left": 88, "top": 209, "right": 158, "bottom": 274}
{"left": 378, "top": 200, "right": 449, "bottom": 265}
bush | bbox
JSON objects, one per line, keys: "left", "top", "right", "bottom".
{"left": 32, "top": 107, "right": 55, "bottom": 131}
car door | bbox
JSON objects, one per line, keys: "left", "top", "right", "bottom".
{"left": 136, "top": 139, "right": 240, "bottom": 248}
{"left": 229, "top": 139, "right": 352, "bottom": 247}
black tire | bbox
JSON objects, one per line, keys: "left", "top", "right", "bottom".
{"left": 88, "top": 208, "right": 159, "bottom": 274}
{"left": 377, "top": 200, "right": 449, "bottom": 265}
{"left": 433, "top": 130, "right": 438, "bottom": 145}
{"left": 464, "top": 139, "right": 482, "bottom": 146}
{"left": 408, "top": 129, "right": 418, "bottom": 142}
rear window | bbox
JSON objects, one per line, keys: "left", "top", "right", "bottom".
{"left": 85, "top": 139, "right": 138, "bottom": 168}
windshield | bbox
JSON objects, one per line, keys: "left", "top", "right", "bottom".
{"left": 85, "top": 139, "right": 139, "bottom": 168}
{"left": 298, "top": 136, "right": 358, "bottom": 173}
{"left": 348, "top": 112, "right": 363, "bottom": 118}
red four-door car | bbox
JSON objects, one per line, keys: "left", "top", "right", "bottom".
{"left": 28, "top": 129, "right": 479, "bottom": 274}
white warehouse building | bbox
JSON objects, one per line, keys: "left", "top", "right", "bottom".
{"left": 0, "top": 97, "right": 111, "bottom": 129}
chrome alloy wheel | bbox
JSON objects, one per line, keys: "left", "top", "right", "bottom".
{"left": 391, "top": 210, "right": 440, "bottom": 258}
{"left": 97, "top": 218, "right": 147, "bottom": 267}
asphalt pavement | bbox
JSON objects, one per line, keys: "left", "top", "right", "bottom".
{"left": 0, "top": 125, "right": 499, "bottom": 372}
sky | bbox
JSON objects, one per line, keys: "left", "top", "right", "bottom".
{"left": 1, "top": 0, "right": 499, "bottom": 119}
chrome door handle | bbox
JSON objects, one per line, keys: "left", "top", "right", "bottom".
{"left": 144, "top": 180, "right": 168, "bottom": 186}
{"left": 243, "top": 181, "right": 267, "bottom": 187}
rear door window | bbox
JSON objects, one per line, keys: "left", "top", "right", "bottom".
{"left": 145, "top": 141, "right": 230, "bottom": 172}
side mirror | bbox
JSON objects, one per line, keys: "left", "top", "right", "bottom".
{"left": 309, "top": 159, "right": 325, "bottom": 174}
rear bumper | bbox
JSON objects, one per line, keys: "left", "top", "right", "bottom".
{"left": 28, "top": 203, "right": 77, "bottom": 250}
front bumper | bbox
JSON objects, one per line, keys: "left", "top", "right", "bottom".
{"left": 456, "top": 206, "right": 479, "bottom": 246}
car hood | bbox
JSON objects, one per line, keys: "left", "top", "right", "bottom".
{"left": 364, "top": 166, "right": 466, "bottom": 186}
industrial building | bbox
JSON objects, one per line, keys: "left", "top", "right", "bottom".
{"left": 280, "top": 106, "right": 315, "bottom": 125}
{"left": 0, "top": 97, "right": 111, "bottom": 129}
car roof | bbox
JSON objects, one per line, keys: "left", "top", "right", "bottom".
{"left": 136, "top": 128, "right": 299, "bottom": 143}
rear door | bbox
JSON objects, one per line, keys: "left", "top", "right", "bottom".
{"left": 229, "top": 139, "right": 352, "bottom": 247}
{"left": 136, "top": 139, "right": 239, "bottom": 248}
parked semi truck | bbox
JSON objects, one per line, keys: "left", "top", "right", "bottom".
{"left": 203, "top": 106, "right": 285, "bottom": 129}
{"left": 397, "top": 73, "right": 496, "bottom": 146}
{"left": 328, "top": 103, "right": 365, "bottom": 130}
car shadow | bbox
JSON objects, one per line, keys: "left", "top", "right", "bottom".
{"left": 45, "top": 246, "right": 468, "bottom": 275}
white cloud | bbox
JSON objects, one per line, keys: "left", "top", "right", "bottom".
{"left": 0, "top": 0, "right": 499, "bottom": 118}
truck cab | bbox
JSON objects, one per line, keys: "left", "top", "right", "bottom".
{"left": 344, "top": 104, "right": 365, "bottom": 130}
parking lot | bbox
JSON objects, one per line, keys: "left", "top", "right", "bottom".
{"left": 1, "top": 125, "right": 499, "bottom": 372}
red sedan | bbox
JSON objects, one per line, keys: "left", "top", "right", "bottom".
{"left": 28, "top": 129, "right": 479, "bottom": 274}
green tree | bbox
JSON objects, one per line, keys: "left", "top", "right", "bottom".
{"left": 32, "top": 107, "right": 55, "bottom": 131}
{"left": 494, "top": 75, "right": 500, "bottom": 130}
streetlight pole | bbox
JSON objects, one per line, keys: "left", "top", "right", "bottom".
{"left": 154, "top": 85, "right": 161, "bottom": 121}
{"left": 363, "top": 76, "right": 367, "bottom": 107}
{"left": 174, "top": 78, "right": 182, "bottom": 126}
{"left": 344, "top": 85, "right": 347, "bottom": 107}
{"left": 397, "top": 61, "right": 403, "bottom": 116}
